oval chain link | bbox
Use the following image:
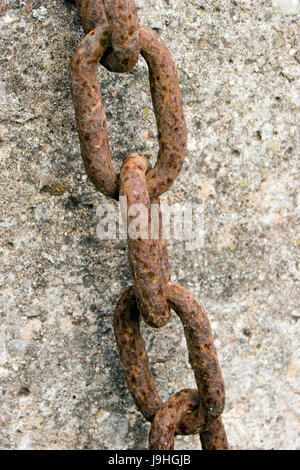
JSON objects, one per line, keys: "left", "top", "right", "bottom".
{"left": 70, "top": 24, "right": 187, "bottom": 200}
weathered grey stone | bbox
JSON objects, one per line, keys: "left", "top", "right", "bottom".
{"left": 97, "top": 412, "right": 129, "bottom": 450}
{"left": 272, "top": 0, "right": 300, "bottom": 15}
{"left": 34, "top": 205, "right": 49, "bottom": 223}
{"left": 0, "top": 0, "right": 299, "bottom": 450}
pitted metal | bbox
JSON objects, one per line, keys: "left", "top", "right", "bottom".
{"left": 114, "top": 280, "right": 227, "bottom": 448}
{"left": 72, "top": 0, "right": 140, "bottom": 72}
{"left": 70, "top": 24, "right": 187, "bottom": 200}
{"left": 69, "top": 0, "right": 229, "bottom": 450}
{"left": 120, "top": 153, "right": 170, "bottom": 328}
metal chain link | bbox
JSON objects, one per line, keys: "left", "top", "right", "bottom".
{"left": 69, "top": 0, "right": 229, "bottom": 450}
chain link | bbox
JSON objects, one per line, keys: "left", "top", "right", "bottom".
{"left": 70, "top": 0, "right": 229, "bottom": 450}
{"left": 73, "top": 0, "right": 140, "bottom": 72}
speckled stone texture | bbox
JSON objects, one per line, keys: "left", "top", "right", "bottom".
{"left": 0, "top": 0, "right": 299, "bottom": 450}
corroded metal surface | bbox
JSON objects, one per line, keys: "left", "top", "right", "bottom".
{"left": 114, "top": 287, "right": 163, "bottom": 421}
{"left": 73, "top": 0, "right": 107, "bottom": 34}
{"left": 149, "top": 390, "right": 200, "bottom": 450}
{"left": 70, "top": 26, "right": 118, "bottom": 198}
{"left": 114, "top": 279, "right": 228, "bottom": 449}
{"left": 200, "top": 418, "right": 229, "bottom": 451}
{"left": 166, "top": 282, "right": 225, "bottom": 427}
{"left": 120, "top": 153, "right": 170, "bottom": 328}
{"left": 103, "top": 0, "right": 140, "bottom": 72}
{"left": 149, "top": 391, "right": 228, "bottom": 450}
{"left": 69, "top": 24, "right": 186, "bottom": 200}
{"left": 140, "top": 26, "right": 187, "bottom": 200}
{"left": 69, "top": 0, "right": 228, "bottom": 450}
{"left": 73, "top": 0, "right": 140, "bottom": 72}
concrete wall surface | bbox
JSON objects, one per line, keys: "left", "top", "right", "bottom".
{"left": 0, "top": 0, "right": 299, "bottom": 450}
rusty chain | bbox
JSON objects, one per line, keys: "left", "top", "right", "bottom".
{"left": 69, "top": 0, "right": 229, "bottom": 450}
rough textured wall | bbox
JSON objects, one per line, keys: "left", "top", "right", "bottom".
{"left": 0, "top": 0, "right": 299, "bottom": 450}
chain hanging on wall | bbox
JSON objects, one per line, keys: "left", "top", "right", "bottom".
{"left": 69, "top": 0, "right": 229, "bottom": 450}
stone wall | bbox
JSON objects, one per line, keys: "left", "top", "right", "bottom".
{"left": 0, "top": 0, "right": 299, "bottom": 449}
